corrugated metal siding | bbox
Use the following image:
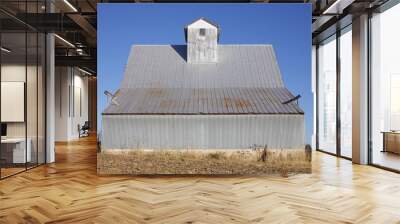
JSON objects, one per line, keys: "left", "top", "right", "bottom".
{"left": 103, "top": 88, "right": 303, "bottom": 115}
{"left": 102, "top": 114, "right": 304, "bottom": 150}
{"left": 187, "top": 26, "right": 218, "bottom": 63}
{"left": 120, "top": 45, "right": 284, "bottom": 89}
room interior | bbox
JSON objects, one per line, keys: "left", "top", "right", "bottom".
{"left": 0, "top": 0, "right": 400, "bottom": 222}
{"left": 0, "top": 1, "right": 96, "bottom": 179}
{"left": 0, "top": 30, "right": 46, "bottom": 178}
{"left": 54, "top": 66, "right": 91, "bottom": 142}
{"left": 370, "top": 4, "right": 400, "bottom": 170}
{"left": 0, "top": 0, "right": 398, "bottom": 177}
{"left": 313, "top": 1, "right": 400, "bottom": 171}
{"left": 2, "top": 0, "right": 398, "bottom": 177}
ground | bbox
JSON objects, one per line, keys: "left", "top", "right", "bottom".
{"left": 0, "top": 135, "right": 400, "bottom": 223}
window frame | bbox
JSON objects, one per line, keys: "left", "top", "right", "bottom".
{"left": 315, "top": 23, "right": 353, "bottom": 161}
{"left": 199, "top": 28, "right": 206, "bottom": 37}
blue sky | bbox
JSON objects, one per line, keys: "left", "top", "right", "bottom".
{"left": 98, "top": 3, "right": 313, "bottom": 143}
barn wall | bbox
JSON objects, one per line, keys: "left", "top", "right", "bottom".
{"left": 101, "top": 114, "right": 304, "bottom": 150}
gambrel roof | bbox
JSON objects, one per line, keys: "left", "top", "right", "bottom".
{"left": 103, "top": 44, "right": 303, "bottom": 115}
{"left": 103, "top": 88, "right": 303, "bottom": 115}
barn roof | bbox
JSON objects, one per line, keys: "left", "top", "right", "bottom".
{"left": 103, "top": 44, "right": 304, "bottom": 115}
{"left": 185, "top": 17, "right": 220, "bottom": 29}
{"left": 103, "top": 88, "right": 303, "bottom": 115}
{"left": 120, "top": 45, "right": 284, "bottom": 89}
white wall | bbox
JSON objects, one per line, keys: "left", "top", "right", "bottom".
{"left": 1, "top": 65, "right": 26, "bottom": 131}
{"left": 55, "top": 67, "right": 68, "bottom": 141}
{"left": 1, "top": 65, "right": 34, "bottom": 138}
{"left": 1, "top": 65, "right": 26, "bottom": 141}
{"left": 55, "top": 67, "right": 89, "bottom": 141}
{"left": 70, "top": 72, "right": 89, "bottom": 138}
{"left": 1, "top": 63, "right": 46, "bottom": 164}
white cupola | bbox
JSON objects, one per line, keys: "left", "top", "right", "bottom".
{"left": 184, "top": 18, "right": 219, "bottom": 64}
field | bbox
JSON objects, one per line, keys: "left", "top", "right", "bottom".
{"left": 98, "top": 147, "right": 311, "bottom": 176}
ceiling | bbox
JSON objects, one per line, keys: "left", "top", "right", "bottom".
{"left": 0, "top": 0, "right": 391, "bottom": 75}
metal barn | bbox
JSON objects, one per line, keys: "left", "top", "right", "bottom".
{"left": 101, "top": 18, "right": 304, "bottom": 150}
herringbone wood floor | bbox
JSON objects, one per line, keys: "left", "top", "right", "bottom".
{"left": 1, "top": 136, "right": 400, "bottom": 224}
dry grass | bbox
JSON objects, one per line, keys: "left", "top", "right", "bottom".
{"left": 97, "top": 148, "right": 311, "bottom": 177}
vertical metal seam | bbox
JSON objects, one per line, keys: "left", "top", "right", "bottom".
{"left": 316, "top": 44, "right": 320, "bottom": 151}
{"left": 72, "top": 68, "right": 75, "bottom": 117}
{"left": 367, "top": 11, "right": 373, "bottom": 165}
{"left": 336, "top": 28, "right": 341, "bottom": 157}
{"left": 36, "top": 0, "right": 39, "bottom": 167}
{"left": 69, "top": 68, "right": 71, "bottom": 117}
{"left": 25, "top": 0, "right": 28, "bottom": 170}
{"left": 59, "top": 67, "right": 62, "bottom": 117}
{"left": 44, "top": 0, "right": 47, "bottom": 164}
